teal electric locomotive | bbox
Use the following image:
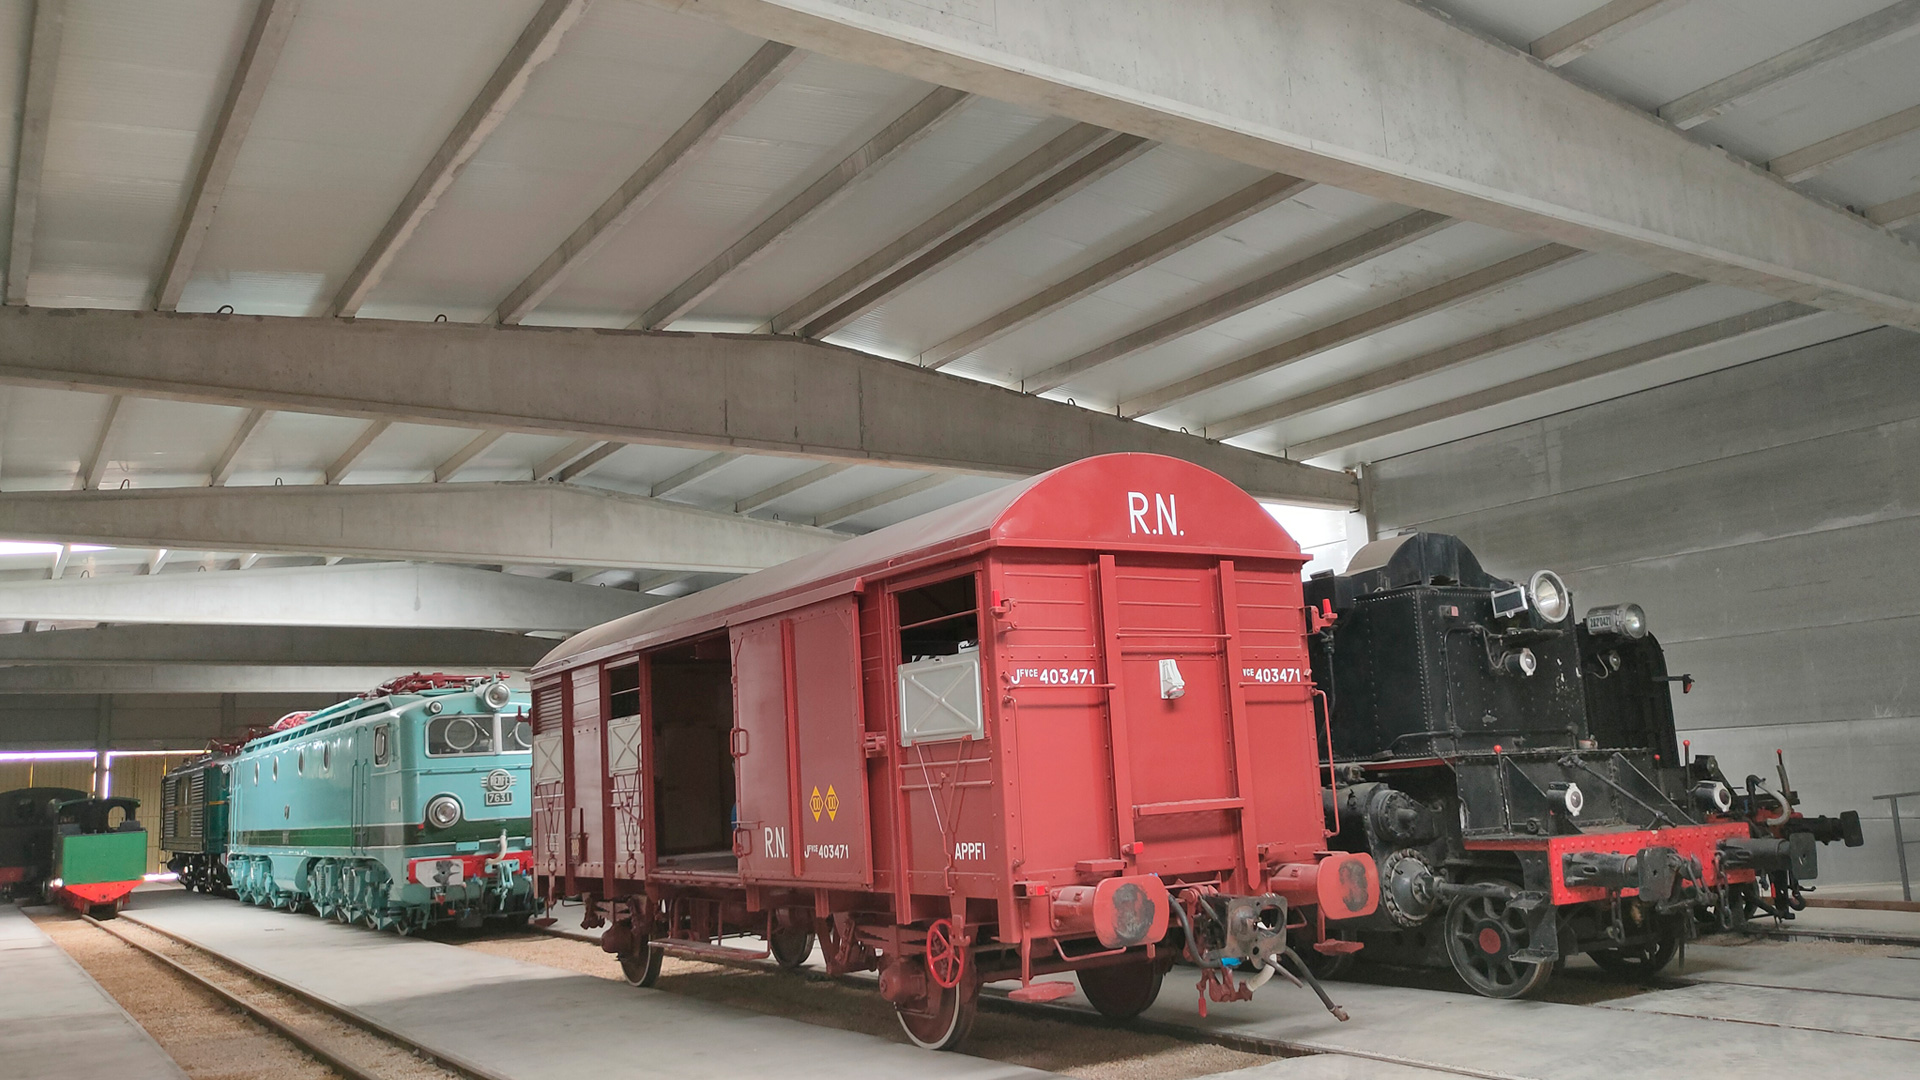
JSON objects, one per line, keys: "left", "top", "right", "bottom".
{"left": 184, "top": 673, "right": 538, "bottom": 933}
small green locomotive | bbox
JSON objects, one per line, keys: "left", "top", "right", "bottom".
{"left": 3, "top": 788, "right": 147, "bottom": 916}
{"left": 163, "top": 673, "right": 537, "bottom": 933}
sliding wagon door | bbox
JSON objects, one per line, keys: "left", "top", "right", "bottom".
{"left": 731, "top": 597, "right": 871, "bottom": 886}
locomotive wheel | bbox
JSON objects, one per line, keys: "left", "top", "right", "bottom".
{"left": 1444, "top": 883, "right": 1554, "bottom": 999}
{"left": 1589, "top": 922, "right": 1683, "bottom": 979}
{"left": 621, "top": 944, "right": 664, "bottom": 988}
{"left": 769, "top": 926, "right": 816, "bottom": 970}
{"left": 895, "top": 970, "right": 980, "bottom": 1051}
{"left": 1076, "top": 958, "right": 1166, "bottom": 1020}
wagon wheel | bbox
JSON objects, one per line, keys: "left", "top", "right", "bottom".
{"left": 1076, "top": 958, "right": 1166, "bottom": 1020}
{"left": 769, "top": 925, "right": 816, "bottom": 970}
{"left": 925, "top": 918, "right": 964, "bottom": 989}
{"left": 895, "top": 964, "right": 979, "bottom": 1051}
{"left": 620, "top": 943, "right": 664, "bottom": 988}
{"left": 1443, "top": 881, "right": 1554, "bottom": 999}
{"left": 1589, "top": 918, "right": 1684, "bottom": 979}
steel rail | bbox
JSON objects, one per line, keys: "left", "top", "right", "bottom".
{"left": 100, "top": 912, "right": 514, "bottom": 1080}
{"left": 80, "top": 913, "right": 386, "bottom": 1080}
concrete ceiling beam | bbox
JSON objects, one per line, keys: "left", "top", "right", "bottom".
{"left": 155, "top": 0, "right": 301, "bottom": 311}
{"left": 1529, "top": 0, "right": 1690, "bottom": 68}
{"left": 635, "top": 85, "right": 972, "bottom": 329}
{"left": 0, "top": 623, "right": 552, "bottom": 668}
{"left": 922, "top": 173, "right": 1312, "bottom": 371}
{"left": 0, "top": 482, "right": 842, "bottom": 573}
{"left": 78, "top": 395, "right": 126, "bottom": 491}
{"left": 0, "top": 307, "right": 1355, "bottom": 506}
{"left": 0, "top": 664, "right": 508, "bottom": 694}
{"left": 809, "top": 472, "right": 948, "bottom": 527}
{"left": 6, "top": 0, "right": 63, "bottom": 306}
{"left": 1024, "top": 210, "right": 1450, "bottom": 395}
{"left": 650, "top": 452, "right": 738, "bottom": 497}
{"left": 657, "top": 0, "right": 1920, "bottom": 328}
{"left": 735, "top": 463, "right": 849, "bottom": 513}
{"left": 331, "top": 0, "right": 589, "bottom": 317}
{"left": 1122, "top": 244, "right": 1583, "bottom": 418}
{"left": 776, "top": 126, "right": 1152, "bottom": 338}
{"left": 209, "top": 408, "right": 272, "bottom": 487}
{"left": 1207, "top": 272, "right": 1703, "bottom": 439}
{"left": 0, "top": 561, "right": 653, "bottom": 632}
{"left": 325, "top": 419, "right": 390, "bottom": 484}
{"left": 1659, "top": 1, "right": 1920, "bottom": 129}
{"left": 1290, "top": 302, "right": 1822, "bottom": 460}
{"left": 1768, "top": 104, "right": 1920, "bottom": 184}
{"left": 433, "top": 430, "right": 506, "bottom": 482}
{"left": 496, "top": 41, "right": 803, "bottom": 325}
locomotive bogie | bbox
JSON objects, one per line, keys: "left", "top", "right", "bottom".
{"left": 536, "top": 455, "right": 1379, "bottom": 1047}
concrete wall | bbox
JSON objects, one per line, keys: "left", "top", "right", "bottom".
{"left": 1368, "top": 326, "right": 1920, "bottom": 885}
{"left": 0, "top": 692, "right": 356, "bottom": 751}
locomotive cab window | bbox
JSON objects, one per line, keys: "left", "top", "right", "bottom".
{"left": 650, "top": 634, "right": 738, "bottom": 868}
{"left": 895, "top": 574, "right": 985, "bottom": 746}
{"left": 427, "top": 713, "right": 498, "bottom": 756}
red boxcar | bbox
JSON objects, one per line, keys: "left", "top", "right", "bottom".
{"left": 532, "top": 453, "right": 1377, "bottom": 1048}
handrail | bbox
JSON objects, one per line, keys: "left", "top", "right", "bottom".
{"left": 1873, "top": 789, "right": 1920, "bottom": 902}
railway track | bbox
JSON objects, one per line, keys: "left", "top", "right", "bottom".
{"left": 78, "top": 913, "right": 507, "bottom": 1080}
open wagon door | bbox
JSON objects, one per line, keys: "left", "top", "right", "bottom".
{"left": 731, "top": 596, "right": 871, "bottom": 886}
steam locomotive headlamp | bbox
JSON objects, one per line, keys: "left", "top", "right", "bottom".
{"left": 1583, "top": 603, "right": 1647, "bottom": 640}
{"left": 1548, "top": 781, "right": 1584, "bottom": 818}
{"left": 425, "top": 794, "right": 463, "bottom": 829}
{"left": 1499, "top": 648, "right": 1537, "bottom": 677}
{"left": 482, "top": 680, "right": 514, "bottom": 711}
{"left": 1693, "top": 780, "right": 1733, "bottom": 813}
{"left": 1527, "top": 570, "right": 1571, "bottom": 623}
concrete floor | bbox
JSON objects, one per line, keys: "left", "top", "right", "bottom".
{"left": 441, "top": 896, "right": 1920, "bottom": 1080}
{"left": 0, "top": 902, "right": 190, "bottom": 1080}
{"left": 121, "top": 889, "right": 1046, "bottom": 1080}
{"left": 91, "top": 890, "right": 1920, "bottom": 1080}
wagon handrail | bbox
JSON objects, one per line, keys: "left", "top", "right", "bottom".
{"left": 1871, "top": 790, "right": 1920, "bottom": 801}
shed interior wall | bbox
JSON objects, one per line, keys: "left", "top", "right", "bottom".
{"left": 1368, "top": 325, "right": 1920, "bottom": 885}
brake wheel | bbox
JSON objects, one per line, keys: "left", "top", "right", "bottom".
{"left": 925, "top": 918, "right": 964, "bottom": 989}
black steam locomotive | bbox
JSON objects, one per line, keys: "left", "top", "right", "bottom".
{"left": 1302, "top": 533, "right": 1860, "bottom": 998}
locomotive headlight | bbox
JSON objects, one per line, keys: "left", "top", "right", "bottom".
{"left": 1499, "top": 648, "right": 1537, "bottom": 677}
{"left": 425, "top": 794, "right": 463, "bottom": 829}
{"left": 1583, "top": 603, "right": 1647, "bottom": 640}
{"left": 1527, "top": 570, "right": 1571, "bottom": 623}
{"left": 482, "top": 680, "right": 513, "bottom": 711}
{"left": 1693, "top": 781, "right": 1733, "bottom": 814}
{"left": 1549, "top": 781, "right": 1584, "bottom": 818}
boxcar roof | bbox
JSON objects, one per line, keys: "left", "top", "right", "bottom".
{"left": 536, "top": 454, "right": 1303, "bottom": 674}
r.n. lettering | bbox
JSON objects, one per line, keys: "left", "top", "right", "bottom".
{"left": 1127, "top": 491, "right": 1182, "bottom": 536}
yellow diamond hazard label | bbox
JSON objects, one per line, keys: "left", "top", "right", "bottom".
{"left": 825, "top": 784, "right": 839, "bottom": 822}
{"left": 810, "top": 786, "right": 823, "bottom": 821}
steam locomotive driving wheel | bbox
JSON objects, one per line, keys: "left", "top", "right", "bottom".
{"left": 1444, "top": 880, "right": 1553, "bottom": 998}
